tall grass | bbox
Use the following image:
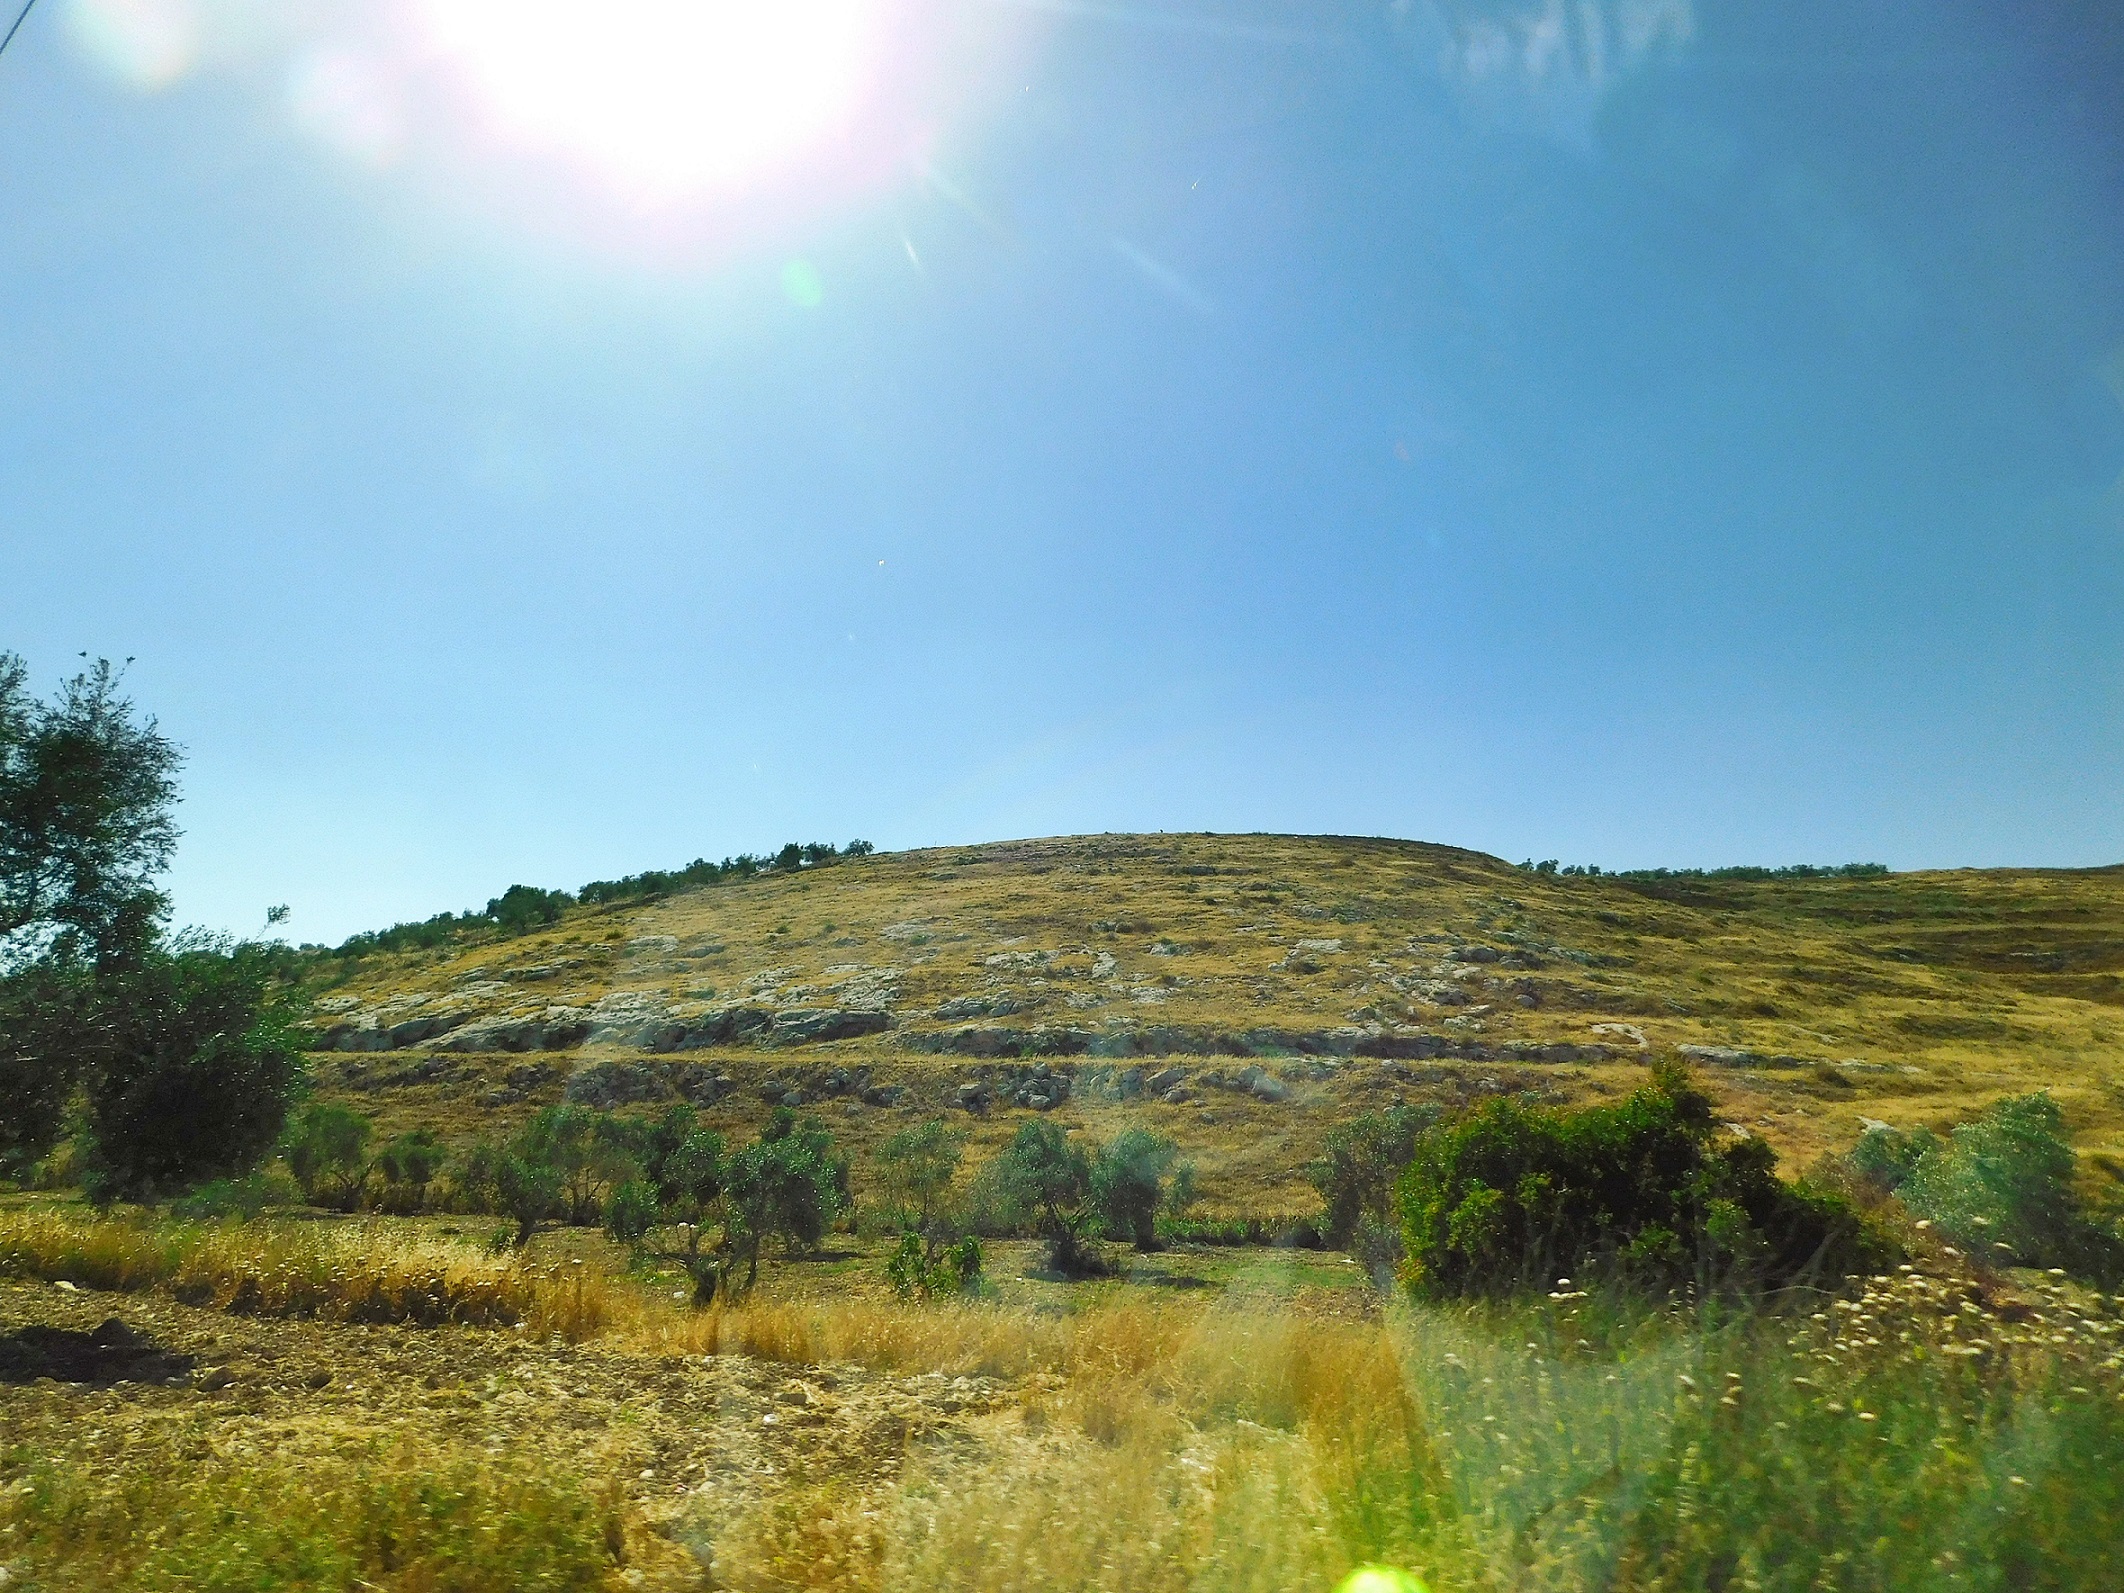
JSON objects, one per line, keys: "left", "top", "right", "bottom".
{"left": 9, "top": 1205, "right": 2122, "bottom": 1588}
{"left": 0, "top": 1449, "right": 621, "bottom": 1593}
{"left": 709, "top": 1273, "right": 2124, "bottom": 1592}
{"left": 0, "top": 1209, "right": 611, "bottom": 1338}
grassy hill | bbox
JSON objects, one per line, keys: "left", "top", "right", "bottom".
{"left": 299, "top": 832, "right": 2124, "bottom": 1215}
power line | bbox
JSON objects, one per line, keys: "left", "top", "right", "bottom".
{"left": 0, "top": 0, "right": 38, "bottom": 64}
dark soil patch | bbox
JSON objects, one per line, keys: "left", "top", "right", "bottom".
{"left": 0, "top": 1318, "right": 195, "bottom": 1385}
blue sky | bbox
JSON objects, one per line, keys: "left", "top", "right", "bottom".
{"left": 1, "top": 0, "right": 2120, "bottom": 945}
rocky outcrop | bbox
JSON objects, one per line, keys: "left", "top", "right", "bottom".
{"left": 553, "top": 1060, "right": 745, "bottom": 1109}
{"left": 768, "top": 1007, "right": 892, "bottom": 1045}
{"left": 900, "top": 1022, "right": 1613, "bottom": 1066}
{"left": 1678, "top": 1044, "right": 1805, "bottom": 1069}
{"left": 305, "top": 997, "right": 891, "bottom": 1055}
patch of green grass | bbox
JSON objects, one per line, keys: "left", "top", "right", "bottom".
{"left": 0, "top": 1449, "right": 618, "bottom": 1593}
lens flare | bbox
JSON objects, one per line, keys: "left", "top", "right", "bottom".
{"left": 408, "top": 0, "right": 890, "bottom": 204}
{"left": 65, "top": 0, "right": 199, "bottom": 89}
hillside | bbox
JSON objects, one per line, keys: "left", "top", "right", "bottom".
{"left": 300, "top": 832, "right": 2124, "bottom": 1214}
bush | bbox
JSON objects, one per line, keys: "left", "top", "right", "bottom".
{"left": 1848, "top": 1120, "right": 1939, "bottom": 1194}
{"left": 886, "top": 1229, "right": 983, "bottom": 1299}
{"left": 168, "top": 1170, "right": 299, "bottom": 1221}
{"left": 284, "top": 1101, "right": 373, "bottom": 1211}
{"left": 875, "top": 1119, "right": 984, "bottom": 1290}
{"left": 603, "top": 1177, "right": 660, "bottom": 1244}
{"left": 1398, "top": 1061, "right": 1889, "bottom": 1298}
{"left": 1891, "top": 1092, "right": 2124, "bottom": 1276}
{"left": 73, "top": 941, "right": 305, "bottom": 1203}
{"left": 374, "top": 1127, "right": 446, "bottom": 1212}
{"left": 1307, "top": 1102, "right": 1440, "bottom": 1248}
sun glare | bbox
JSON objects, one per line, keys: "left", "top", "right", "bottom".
{"left": 410, "top": 0, "right": 889, "bottom": 203}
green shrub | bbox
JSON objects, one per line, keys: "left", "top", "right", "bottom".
{"left": 374, "top": 1127, "right": 447, "bottom": 1212}
{"left": 1398, "top": 1062, "right": 1889, "bottom": 1298}
{"left": 283, "top": 1101, "right": 374, "bottom": 1211}
{"left": 72, "top": 940, "right": 305, "bottom": 1203}
{"left": 1896, "top": 1092, "right": 2124, "bottom": 1276}
{"left": 168, "top": 1169, "right": 299, "bottom": 1221}
{"left": 875, "top": 1118, "right": 984, "bottom": 1289}
{"left": 984, "top": 1120, "right": 1103, "bottom": 1275}
{"left": 1848, "top": 1120, "right": 1938, "bottom": 1193}
{"left": 603, "top": 1177, "right": 659, "bottom": 1244}
{"left": 886, "top": 1229, "right": 983, "bottom": 1299}
{"left": 1307, "top": 1103, "right": 1440, "bottom": 1247}
{"left": 1093, "top": 1127, "right": 1182, "bottom": 1250}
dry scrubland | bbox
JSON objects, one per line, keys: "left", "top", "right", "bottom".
{"left": 5, "top": 1205, "right": 2123, "bottom": 1591}
{"left": 9, "top": 833, "right": 2124, "bottom": 1589}
{"left": 305, "top": 834, "right": 2124, "bottom": 1203}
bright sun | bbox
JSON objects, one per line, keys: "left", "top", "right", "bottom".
{"left": 410, "top": 0, "right": 889, "bottom": 202}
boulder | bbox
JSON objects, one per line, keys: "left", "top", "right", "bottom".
{"left": 769, "top": 1007, "right": 891, "bottom": 1044}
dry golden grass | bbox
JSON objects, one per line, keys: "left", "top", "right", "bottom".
{"left": 6, "top": 1204, "right": 2121, "bottom": 1591}
{"left": 0, "top": 1207, "right": 613, "bottom": 1339}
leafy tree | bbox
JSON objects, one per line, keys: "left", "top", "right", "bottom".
{"left": 0, "top": 958, "right": 95, "bottom": 1177}
{"left": 494, "top": 1149, "right": 562, "bottom": 1249}
{"left": 775, "top": 842, "right": 804, "bottom": 872}
{"left": 875, "top": 1120, "right": 963, "bottom": 1237}
{"left": 1307, "top": 1103, "right": 1440, "bottom": 1248}
{"left": 988, "top": 1120, "right": 1100, "bottom": 1274}
{"left": 486, "top": 884, "right": 570, "bottom": 934}
{"left": 376, "top": 1128, "right": 447, "bottom": 1211}
{"left": 0, "top": 657, "right": 299, "bottom": 1198}
{"left": 0, "top": 654, "right": 180, "bottom": 965}
{"left": 72, "top": 939, "right": 305, "bottom": 1203}
{"left": 1093, "top": 1127, "right": 1180, "bottom": 1250}
{"left": 518, "top": 1105, "right": 638, "bottom": 1226}
{"left": 622, "top": 1105, "right": 728, "bottom": 1300}
{"left": 720, "top": 1110, "right": 847, "bottom": 1292}
{"left": 284, "top": 1101, "right": 374, "bottom": 1211}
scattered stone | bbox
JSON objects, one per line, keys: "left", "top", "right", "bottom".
{"left": 1678, "top": 1045, "right": 1804, "bottom": 1070}
{"left": 564, "top": 1060, "right": 673, "bottom": 1108}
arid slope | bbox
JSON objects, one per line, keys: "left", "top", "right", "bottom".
{"left": 303, "top": 833, "right": 2124, "bottom": 1212}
